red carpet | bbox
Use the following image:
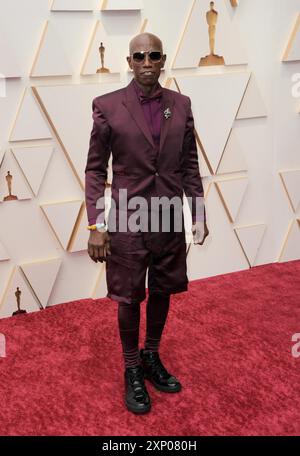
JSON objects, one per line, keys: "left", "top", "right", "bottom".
{"left": 0, "top": 259, "right": 300, "bottom": 436}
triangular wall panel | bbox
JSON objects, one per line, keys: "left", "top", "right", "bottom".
{"left": 173, "top": 0, "right": 247, "bottom": 69}
{"left": 0, "top": 267, "right": 41, "bottom": 319}
{"left": 11, "top": 146, "right": 53, "bottom": 196}
{"left": 9, "top": 88, "right": 52, "bottom": 142}
{"left": 165, "top": 77, "right": 178, "bottom": 92}
{"left": 215, "top": 178, "right": 248, "bottom": 222}
{"left": 101, "top": 0, "right": 143, "bottom": 10}
{"left": 0, "top": 240, "right": 10, "bottom": 261}
{"left": 235, "top": 224, "right": 266, "bottom": 266}
{"left": 81, "top": 21, "right": 121, "bottom": 75}
{"left": 0, "top": 149, "right": 33, "bottom": 201}
{"left": 67, "top": 203, "right": 89, "bottom": 252}
{"left": 236, "top": 74, "right": 267, "bottom": 120}
{"left": 278, "top": 219, "right": 300, "bottom": 262}
{"left": 33, "top": 83, "right": 123, "bottom": 189}
{"left": 175, "top": 72, "right": 250, "bottom": 173}
{"left": 51, "top": 0, "right": 94, "bottom": 11}
{"left": 19, "top": 258, "right": 62, "bottom": 308}
{"left": 40, "top": 200, "right": 83, "bottom": 250}
{"left": 0, "top": 149, "right": 5, "bottom": 167}
{"left": 282, "top": 13, "right": 300, "bottom": 62}
{"left": 217, "top": 128, "right": 247, "bottom": 174}
{"left": 279, "top": 170, "right": 300, "bottom": 213}
{"left": 30, "top": 21, "right": 73, "bottom": 77}
{"left": 186, "top": 182, "right": 249, "bottom": 280}
{"left": 165, "top": 78, "right": 211, "bottom": 177}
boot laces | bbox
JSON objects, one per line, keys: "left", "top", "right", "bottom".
{"left": 147, "top": 352, "right": 169, "bottom": 377}
{"left": 128, "top": 367, "right": 144, "bottom": 385}
{"left": 128, "top": 367, "right": 147, "bottom": 401}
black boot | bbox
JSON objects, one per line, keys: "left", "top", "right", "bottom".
{"left": 124, "top": 364, "right": 151, "bottom": 414}
{"left": 140, "top": 348, "right": 182, "bottom": 393}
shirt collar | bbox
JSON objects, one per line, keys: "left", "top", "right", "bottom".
{"left": 132, "top": 78, "right": 163, "bottom": 104}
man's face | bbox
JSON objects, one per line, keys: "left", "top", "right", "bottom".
{"left": 127, "top": 35, "right": 166, "bottom": 87}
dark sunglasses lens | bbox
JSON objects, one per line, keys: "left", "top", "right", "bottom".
{"left": 149, "top": 52, "right": 162, "bottom": 61}
{"left": 133, "top": 52, "right": 144, "bottom": 62}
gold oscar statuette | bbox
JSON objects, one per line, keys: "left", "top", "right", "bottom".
{"left": 12, "top": 287, "right": 27, "bottom": 316}
{"left": 3, "top": 171, "right": 18, "bottom": 201}
{"left": 199, "top": 1, "right": 225, "bottom": 66}
{"left": 97, "top": 42, "right": 110, "bottom": 73}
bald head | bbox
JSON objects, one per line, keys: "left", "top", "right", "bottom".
{"left": 129, "top": 32, "right": 163, "bottom": 55}
{"left": 126, "top": 32, "right": 166, "bottom": 93}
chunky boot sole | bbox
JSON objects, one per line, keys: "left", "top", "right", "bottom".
{"left": 125, "top": 398, "right": 151, "bottom": 414}
{"left": 144, "top": 373, "right": 182, "bottom": 393}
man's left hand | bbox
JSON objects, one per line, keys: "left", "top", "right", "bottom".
{"left": 192, "top": 221, "right": 209, "bottom": 245}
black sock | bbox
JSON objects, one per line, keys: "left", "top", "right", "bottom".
{"left": 118, "top": 300, "right": 141, "bottom": 369}
{"left": 144, "top": 293, "right": 170, "bottom": 353}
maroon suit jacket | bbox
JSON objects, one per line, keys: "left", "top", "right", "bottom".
{"left": 85, "top": 78, "right": 205, "bottom": 228}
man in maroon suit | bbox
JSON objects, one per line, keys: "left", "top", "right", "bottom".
{"left": 85, "top": 32, "right": 209, "bottom": 414}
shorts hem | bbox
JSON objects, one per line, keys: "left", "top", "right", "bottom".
{"left": 106, "top": 292, "right": 146, "bottom": 304}
{"left": 147, "top": 282, "right": 188, "bottom": 296}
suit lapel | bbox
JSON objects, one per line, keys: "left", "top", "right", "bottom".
{"left": 122, "top": 79, "right": 155, "bottom": 148}
{"left": 122, "top": 79, "right": 175, "bottom": 152}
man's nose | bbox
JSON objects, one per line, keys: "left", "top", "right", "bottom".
{"left": 143, "top": 54, "right": 152, "bottom": 66}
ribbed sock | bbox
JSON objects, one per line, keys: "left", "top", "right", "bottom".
{"left": 118, "top": 300, "right": 141, "bottom": 369}
{"left": 144, "top": 292, "right": 170, "bottom": 353}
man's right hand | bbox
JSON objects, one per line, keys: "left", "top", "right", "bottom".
{"left": 88, "top": 230, "right": 111, "bottom": 263}
{"left": 192, "top": 220, "right": 209, "bottom": 245}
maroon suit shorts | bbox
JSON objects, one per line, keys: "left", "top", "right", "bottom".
{"left": 105, "top": 210, "right": 188, "bottom": 304}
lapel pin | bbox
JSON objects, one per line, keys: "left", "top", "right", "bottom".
{"left": 164, "top": 107, "right": 171, "bottom": 119}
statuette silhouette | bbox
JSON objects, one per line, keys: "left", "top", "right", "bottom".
{"left": 12, "top": 287, "right": 27, "bottom": 316}
{"left": 97, "top": 42, "right": 110, "bottom": 73}
{"left": 3, "top": 171, "right": 18, "bottom": 201}
{"left": 199, "top": 1, "right": 225, "bottom": 66}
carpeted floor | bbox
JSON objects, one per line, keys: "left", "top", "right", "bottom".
{"left": 0, "top": 259, "right": 300, "bottom": 436}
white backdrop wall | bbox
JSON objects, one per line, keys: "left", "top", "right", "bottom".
{"left": 0, "top": 0, "right": 299, "bottom": 317}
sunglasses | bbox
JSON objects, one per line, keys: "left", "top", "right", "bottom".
{"left": 132, "top": 51, "right": 163, "bottom": 63}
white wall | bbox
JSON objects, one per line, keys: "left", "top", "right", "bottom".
{"left": 0, "top": 0, "right": 299, "bottom": 316}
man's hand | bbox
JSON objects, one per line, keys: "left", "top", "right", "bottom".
{"left": 192, "top": 221, "right": 209, "bottom": 245}
{"left": 88, "top": 230, "right": 111, "bottom": 263}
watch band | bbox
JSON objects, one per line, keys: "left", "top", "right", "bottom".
{"left": 87, "top": 222, "right": 107, "bottom": 231}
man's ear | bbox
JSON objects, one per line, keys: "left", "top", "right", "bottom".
{"left": 126, "top": 56, "right": 132, "bottom": 69}
{"left": 161, "top": 54, "right": 167, "bottom": 68}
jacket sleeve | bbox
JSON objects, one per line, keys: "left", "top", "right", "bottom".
{"left": 180, "top": 96, "right": 206, "bottom": 224}
{"left": 84, "top": 98, "right": 111, "bottom": 225}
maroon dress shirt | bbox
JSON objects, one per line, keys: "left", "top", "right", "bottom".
{"left": 132, "top": 78, "right": 163, "bottom": 151}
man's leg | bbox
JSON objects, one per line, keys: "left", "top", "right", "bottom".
{"left": 144, "top": 292, "right": 170, "bottom": 353}
{"left": 118, "top": 299, "right": 152, "bottom": 414}
{"left": 139, "top": 227, "right": 185, "bottom": 393}
{"left": 118, "top": 300, "right": 141, "bottom": 369}
{"left": 140, "top": 291, "right": 181, "bottom": 393}
{"left": 106, "top": 229, "right": 152, "bottom": 413}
